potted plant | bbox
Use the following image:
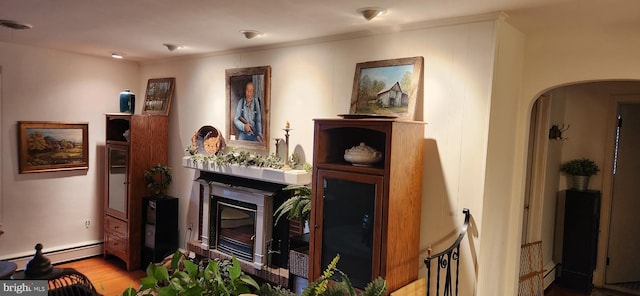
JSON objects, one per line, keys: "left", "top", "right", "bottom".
{"left": 145, "top": 164, "right": 172, "bottom": 196}
{"left": 273, "top": 184, "right": 311, "bottom": 227}
{"left": 123, "top": 251, "right": 386, "bottom": 296}
{"left": 122, "top": 251, "right": 260, "bottom": 296}
{"left": 560, "top": 158, "right": 600, "bottom": 191}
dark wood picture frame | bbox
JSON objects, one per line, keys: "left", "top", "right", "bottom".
{"left": 142, "top": 77, "right": 175, "bottom": 115}
{"left": 225, "top": 66, "right": 271, "bottom": 150}
{"left": 18, "top": 121, "right": 89, "bottom": 174}
{"left": 350, "top": 56, "right": 424, "bottom": 120}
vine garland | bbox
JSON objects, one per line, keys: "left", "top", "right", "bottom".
{"left": 144, "top": 165, "right": 172, "bottom": 195}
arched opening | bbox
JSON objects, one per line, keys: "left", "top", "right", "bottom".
{"left": 522, "top": 80, "right": 640, "bottom": 295}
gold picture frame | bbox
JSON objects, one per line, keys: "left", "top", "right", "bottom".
{"left": 18, "top": 121, "right": 89, "bottom": 174}
{"left": 225, "top": 66, "right": 271, "bottom": 150}
{"left": 350, "top": 56, "right": 424, "bottom": 120}
{"left": 142, "top": 77, "right": 175, "bottom": 115}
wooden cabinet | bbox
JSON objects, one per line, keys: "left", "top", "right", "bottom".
{"left": 309, "top": 118, "right": 424, "bottom": 293}
{"left": 104, "top": 113, "right": 168, "bottom": 271}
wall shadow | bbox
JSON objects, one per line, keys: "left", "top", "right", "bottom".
{"left": 419, "top": 138, "right": 478, "bottom": 295}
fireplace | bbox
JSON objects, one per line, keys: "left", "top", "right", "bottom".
{"left": 208, "top": 182, "right": 273, "bottom": 269}
{"left": 214, "top": 198, "right": 256, "bottom": 262}
{"left": 184, "top": 164, "right": 312, "bottom": 286}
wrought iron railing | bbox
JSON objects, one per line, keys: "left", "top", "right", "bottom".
{"left": 424, "top": 208, "right": 470, "bottom": 296}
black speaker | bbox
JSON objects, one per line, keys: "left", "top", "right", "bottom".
{"left": 559, "top": 189, "right": 600, "bottom": 293}
{"left": 142, "top": 196, "right": 179, "bottom": 268}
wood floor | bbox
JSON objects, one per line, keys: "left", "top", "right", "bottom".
{"left": 55, "top": 255, "right": 146, "bottom": 296}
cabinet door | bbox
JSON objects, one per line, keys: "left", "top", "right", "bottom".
{"left": 311, "top": 169, "right": 384, "bottom": 289}
{"left": 106, "top": 145, "right": 129, "bottom": 219}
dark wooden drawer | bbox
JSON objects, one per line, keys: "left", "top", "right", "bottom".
{"left": 105, "top": 231, "right": 127, "bottom": 259}
{"left": 105, "top": 215, "right": 128, "bottom": 237}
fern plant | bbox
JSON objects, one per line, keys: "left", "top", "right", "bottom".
{"left": 273, "top": 184, "right": 312, "bottom": 226}
{"left": 302, "top": 254, "right": 387, "bottom": 296}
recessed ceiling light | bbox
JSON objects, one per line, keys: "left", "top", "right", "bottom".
{"left": 0, "top": 19, "right": 32, "bottom": 30}
{"left": 358, "top": 7, "right": 387, "bottom": 21}
{"left": 163, "top": 43, "right": 183, "bottom": 51}
{"left": 111, "top": 53, "right": 123, "bottom": 59}
{"left": 239, "top": 30, "right": 262, "bottom": 40}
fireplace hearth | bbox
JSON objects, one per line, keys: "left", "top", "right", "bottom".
{"left": 184, "top": 166, "right": 311, "bottom": 287}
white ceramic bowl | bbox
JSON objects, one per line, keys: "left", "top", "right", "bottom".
{"left": 344, "top": 142, "right": 382, "bottom": 166}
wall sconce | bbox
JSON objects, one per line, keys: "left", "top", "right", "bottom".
{"left": 549, "top": 124, "right": 569, "bottom": 140}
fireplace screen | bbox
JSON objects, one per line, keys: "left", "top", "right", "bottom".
{"left": 213, "top": 198, "right": 257, "bottom": 262}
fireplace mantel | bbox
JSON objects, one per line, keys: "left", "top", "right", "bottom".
{"left": 184, "top": 155, "right": 306, "bottom": 286}
{"left": 182, "top": 156, "right": 311, "bottom": 186}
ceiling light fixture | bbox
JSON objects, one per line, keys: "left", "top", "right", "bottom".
{"left": 0, "top": 19, "right": 33, "bottom": 30}
{"left": 240, "top": 30, "right": 262, "bottom": 40}
{"left": 358, "top": 7, "right": 387, "bottom": 21}
{"left": 111, "top": 53, "right": 123, "bottom": 59}
{"left": 163, "top": 43, "right": 183, "bottom": 51}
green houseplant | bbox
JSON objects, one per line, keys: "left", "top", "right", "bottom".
{"left": 301, "top": 254, "right": 386, "bottom": 296}
{"left": 122, "top": 251, "right": 259, "bottom": 296}
{"left": 273, "top": 184, "right": 312, "bottom": 226}
{"left": 122, "top": 251, "right": 386, "bottom": 296}
{"left": 560, "top": 158, "right": 600, "bottom": 191}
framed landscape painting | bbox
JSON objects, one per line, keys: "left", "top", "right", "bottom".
{"left": 143, "top": 77, "right": 175, "bottom": 115}
{"left": 349, "top": 56, "right": 423, "bottom": 120}
{"left": 18, "top": 121, "right": 89, "bottom": 173}
{"left": 225, "top": 66, "right": 271, "bottom": 150}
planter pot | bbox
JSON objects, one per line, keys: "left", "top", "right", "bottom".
{"left": 572, "top": 175, "right": 590, "bottom": 191}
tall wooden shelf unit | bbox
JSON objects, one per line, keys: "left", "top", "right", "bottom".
{"left": 104, "top": 113, "right": 168, "bottom": 271}
{"left": 558, "top": 189, "right": 601, "bottom": 293}
{"left": 309, "top": 118, "right": 424, "bottom": 293}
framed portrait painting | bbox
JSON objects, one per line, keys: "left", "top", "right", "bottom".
{"left": 142, "top": 77, "right": 175, "bottom": 116}
{"left": 18, "top": 121, "right": 89, "bottom": 174}
{"left": 225, "top": 66, "right": 271, "bottom": 150}
{"left": 350, "top": 56, "right": 424, "bottom": 120}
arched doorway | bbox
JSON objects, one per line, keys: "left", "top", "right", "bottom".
{"left": 523, "top": 80, "right": 640, "bottom": 294}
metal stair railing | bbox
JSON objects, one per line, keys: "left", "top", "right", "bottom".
{"left": 423, "top": 208, "right": 470, "bottom": 296}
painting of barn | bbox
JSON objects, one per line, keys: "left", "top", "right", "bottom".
{"left": 350, "top": 57, "right": 423, "bottom": 119}
{"left": 376, "top": 82, "right": 409, "bottom": 108}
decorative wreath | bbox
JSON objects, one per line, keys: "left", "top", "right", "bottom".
{"left": 144, "top": 165, "right": 172, "bottom": 195}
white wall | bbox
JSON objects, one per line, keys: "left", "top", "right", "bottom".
{"left": 0, "top": 15, "right": 527, "bottom": 295}
{"left": 0, "top": 42, "right": 139, "bottom": 259}
{"left": 543, "top": 90, "right": 565, "bottom": 285}
{"left": 141, "top": 17, "right": 506, "bottom": 295}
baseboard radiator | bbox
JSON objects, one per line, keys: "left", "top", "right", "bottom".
{"left": 423, "top": 208, "right": 470, "bottom": 296}
{"left": 5, "top": 242, "right": 103, "bottom": 271}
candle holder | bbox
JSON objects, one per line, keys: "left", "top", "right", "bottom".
{"left": 274, "top": 138, "right": 284, "bottom": 158}
{"left": 282, "top": 127, "right": 292, "bottom": 170}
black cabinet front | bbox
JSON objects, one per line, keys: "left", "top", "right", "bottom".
{"left": 559, "top": 189, "right": 600, "bottom": 293}
{"left": 313, "top": 169, "right": 383, "bottom": 289}
{"left": 142, "top": 196, "right": 179, "bottom": 268}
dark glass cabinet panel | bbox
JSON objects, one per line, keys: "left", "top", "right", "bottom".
{"left": 315, "top": 169, "right": 383, "bottom": 289}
